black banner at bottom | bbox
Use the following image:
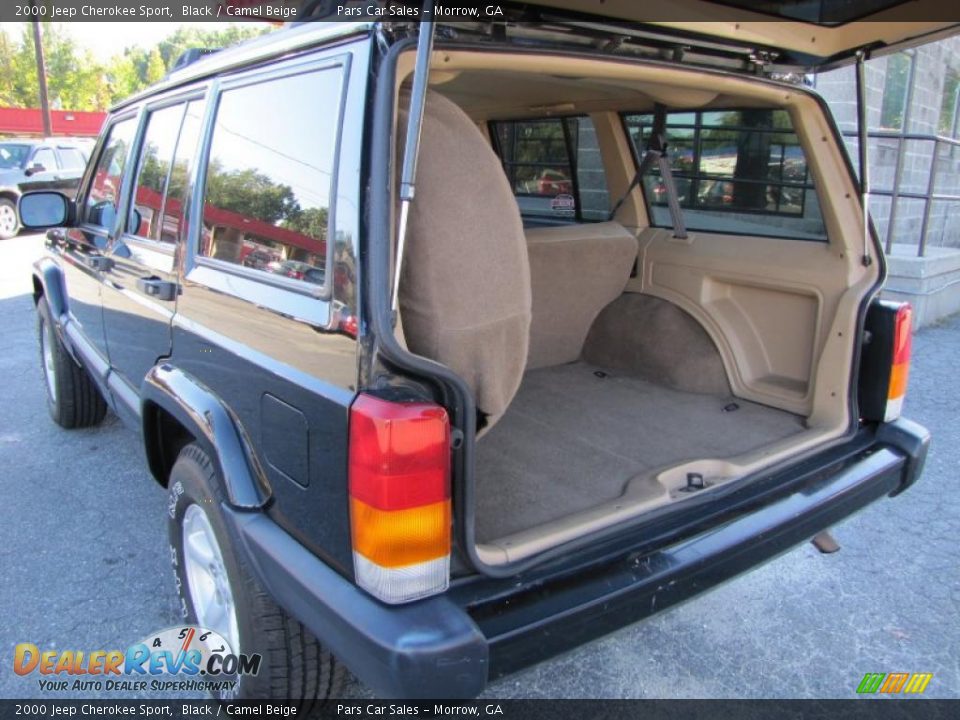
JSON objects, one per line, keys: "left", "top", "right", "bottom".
{"left": 2, "top": 700, "right": 959, "bottom": 720}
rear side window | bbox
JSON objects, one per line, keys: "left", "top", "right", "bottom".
{"left": 126, "top": 100, "right": 203, "bottom": 244}
{"left": 32, "top": 147, "right": 57, "bottom": 170}
{"left": 198, "top": 68, "right": 341, "bottom": 286}
{"left": 86, "top": 117, "right": 138, "bottom": 230}
{"left": 623, "top": 109, "right": 827, "bottom": 241}
{"left": 129, "top": 104, "right": 186, "bottom": 241}
{"left": 57, "top": 147, "right": 87, "bottom": 171}
{"left": 159, "top": 101, "right": 203, "bottom": 245}
{"left": 491, "top": 116, "right": 610, "bottom": 222}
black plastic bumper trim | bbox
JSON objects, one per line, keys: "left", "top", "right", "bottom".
{"left": 227, "top": 509, "right": 488, "bottom": 699}
{"left": 477, "top": 447, "right": 906, "bottom": 680}
{"left": 876, "top": 416, "right": 930, "bottom": 494}
{"left": 225, "top": 425, "right": 923, "bottom": 699}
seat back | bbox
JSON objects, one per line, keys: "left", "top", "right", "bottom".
{"left": 525, "top": 222, "right": 638, "bottom": 369}
{"left": 398, "top": 91, "right": 532, "bottom": 427}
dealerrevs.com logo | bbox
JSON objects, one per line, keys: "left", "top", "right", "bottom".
{"left": 13, "top": 626, "right": 261, "bottom": 694}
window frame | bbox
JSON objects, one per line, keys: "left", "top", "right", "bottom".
{"left": 489, "top": 114, "right": 611, "bottom": 224}
{"left": 186, "top": 52, "right": 351, "bottom": 302}
{"left": 620, "top": 108, "right": 828, "bottom": 243}
{"left": 118, "top": 89, "right": 208, "bottom": 256}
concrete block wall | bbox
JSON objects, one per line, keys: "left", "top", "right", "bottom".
{"left": 814, "top": 37, "right": 960, "bottom": 253}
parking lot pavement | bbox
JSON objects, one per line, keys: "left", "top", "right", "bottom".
{"left": 1, "top": 232, "right": 957, "bottom": 700}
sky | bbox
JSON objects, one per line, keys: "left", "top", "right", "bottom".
{"left": 0, "top": 22, "right": 263, "bottom": 62}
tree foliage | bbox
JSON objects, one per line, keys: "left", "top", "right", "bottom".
{"left": 205, "top": 161, "right": 299, "bottom": 225}
{"left": 283, "top": 206, "right": 329, "bottom": 240}
{"left": 0, "top": 23, "right": 270, "bottom": 112}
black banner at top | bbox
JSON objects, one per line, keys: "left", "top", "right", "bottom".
{"left": 5, "top": 0, "right": 960, "bottom": 23}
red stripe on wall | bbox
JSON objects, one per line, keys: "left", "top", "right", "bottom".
{"left": 0, "top": 107, "right": 106, "bottom": 137}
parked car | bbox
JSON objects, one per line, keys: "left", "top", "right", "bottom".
{"left": 0, "top": 137, "right": 90, "bottom": 239}
{"left": 241, "top": 249, "right": 278, "bottom": 271}
{"left": 23, "top": 4, "right": 943, "bottom": 704}
{"left": 270, "top": 259, "right": 315, "bottom": 281}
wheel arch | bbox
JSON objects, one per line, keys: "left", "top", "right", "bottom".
{"left": 141, "top": 364, "right": 271, "bottom": 510}
{"left": 32, "top": 257, "right": 68, "bottom": 317}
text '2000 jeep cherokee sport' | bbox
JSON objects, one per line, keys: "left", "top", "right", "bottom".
{"left": 22, "top": 0, "right": 946, "bottom": 703}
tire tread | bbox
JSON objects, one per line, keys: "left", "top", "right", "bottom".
{"left": 171, "top": 444, "right": 345, "bottom": 710}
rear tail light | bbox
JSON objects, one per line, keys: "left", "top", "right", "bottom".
{"left": 348, "top": 394, "right": 451, "bottom": 603}
{"left": 884, "top": 304, "right": 913, "bottom": 421}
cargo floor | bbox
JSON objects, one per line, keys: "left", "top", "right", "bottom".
{"left": 475, "top": 362, "right": 806, "bottom": 543}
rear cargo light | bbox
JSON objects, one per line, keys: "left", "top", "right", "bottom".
{"left": 348, "top": 394, "right": 451, "bottom": 604}
{"left": 885, "top": 304, "right": 913, "bottom": 422}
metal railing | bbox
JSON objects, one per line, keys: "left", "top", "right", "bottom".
{"left": 842, "top": 130, "right": 960, "bottom": 257}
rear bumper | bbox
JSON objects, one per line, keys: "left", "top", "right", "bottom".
{"left": 229, "top": 418, "right": 928, "bottom": 699}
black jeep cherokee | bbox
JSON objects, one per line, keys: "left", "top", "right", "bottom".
{"left": 22, "top": 2, "right": 943, "bottom": 702}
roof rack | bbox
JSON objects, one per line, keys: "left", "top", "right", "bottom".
{"left": 169, "top": 48, "right": 221, "bottom": 75}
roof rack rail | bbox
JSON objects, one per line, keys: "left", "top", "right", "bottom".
{"left": 169, "top": 48, "right": 220, "bottom": 75}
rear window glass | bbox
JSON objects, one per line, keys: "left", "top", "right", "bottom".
{"left": 129, "top": 103, "right": 186, "bottom": 241}
{"left": 623, "top": 109, "right": 827, "bottom": 242}
{"left": 198, "top": 68, "right": 340, "bottom": 286}
{"left": 57, "top": 147, "right": 87, "bottom": 171}
{"left": 491, "top": 116, "right": 610, "bottom": 222}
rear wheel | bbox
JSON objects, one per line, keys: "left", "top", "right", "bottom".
{"left": 0, "top": 198, "right": 19, "bottom": 240}
{"left": 37, "top": 299, "right": 108, "bottom": 428}
{"left": 168, "top": 444, "right": 345, "bottom": 708}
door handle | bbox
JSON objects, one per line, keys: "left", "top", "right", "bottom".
{"left": 84, "top": 256, "right": 113, "bottom": 272}
{"left": 137, "top": 276, "right": 179, "bottom": 302}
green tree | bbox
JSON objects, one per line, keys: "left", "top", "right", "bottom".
{"left": 0, "top": 22, "right": 273, "bottom": 111}
{"left": 283, "top": 206, "right": 328, "bottom": 240}
{"left": 205, "top": 161, "right": 300, "bottom": 225}
{"left": 144, "top": 48, "right": 166, "bottom": 85}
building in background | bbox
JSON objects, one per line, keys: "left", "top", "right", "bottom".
{"left": 815, "top": 36, "right": 960, "bottom": 325}
{"left": 0, "top": 108, "right": 105, "bottom": 138}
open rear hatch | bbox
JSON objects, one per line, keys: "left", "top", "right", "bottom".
{"left": 519, "top": 0, "right": 958, "bottom": 69}
{"left": 376, "top": 1, "right": 954, "bottom": 578}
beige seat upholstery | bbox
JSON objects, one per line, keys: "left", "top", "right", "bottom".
{"left": 398, "top": 91, "right": 532, "bottom": 427}
{"left": 525, "top": 222, "right": 638, "bottom": 369}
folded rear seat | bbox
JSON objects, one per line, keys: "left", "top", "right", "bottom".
{"left": 525, "top": 222, "right": 638, "bottom": 369}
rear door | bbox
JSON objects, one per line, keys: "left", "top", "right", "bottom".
{"left": 99, "top": 92, "right": 206, "bottom": 421}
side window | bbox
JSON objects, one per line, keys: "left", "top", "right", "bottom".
{"left": 86, "top": 118, "right": 138, "bottom": 231}
{"left": 159, "top": 100, "right": 203, "bottom": 244}
{"left": 56, "top": 147, "right": 87, "bottom": 171}
{"left": 32, "top": 147, "right": 57, "bottom": 170}
{"left": 623, "top": 109, "right": 827, "bottom": 242}
{"left": 129, "top": 104, "right": 186, "bottom": 240}
{"left": 491, "top": 116, "right": 610, "bottom": 222}
{"left": 199, "top": 68, "right": 341, "bottom": 286}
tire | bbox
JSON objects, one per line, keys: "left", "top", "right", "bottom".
{"left": 37, "top": 299, "right": 108, "bottom": 428}
{"left": 0, "top": 197, "right": 19, "bottom": 240}
{"left": 168, "top": 443, "right": 345, "bottom": 709}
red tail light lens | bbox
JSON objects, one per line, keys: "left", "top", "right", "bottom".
{"left": 885, "top": 304, "right": 912, "bottom": 421}
{"left": 348, "top": 394, "right": 451, "bottom": 603}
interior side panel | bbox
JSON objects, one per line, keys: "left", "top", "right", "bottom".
{"left": 631, "top": 227, "right": 847, "bottom": 416}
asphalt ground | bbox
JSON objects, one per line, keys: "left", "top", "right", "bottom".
{"left": 1, "top": 232, "right": 957, "bottom": 700}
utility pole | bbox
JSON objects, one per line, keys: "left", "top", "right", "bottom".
{"left": 31, "top": 14, "right": 53, "bottom": 138}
